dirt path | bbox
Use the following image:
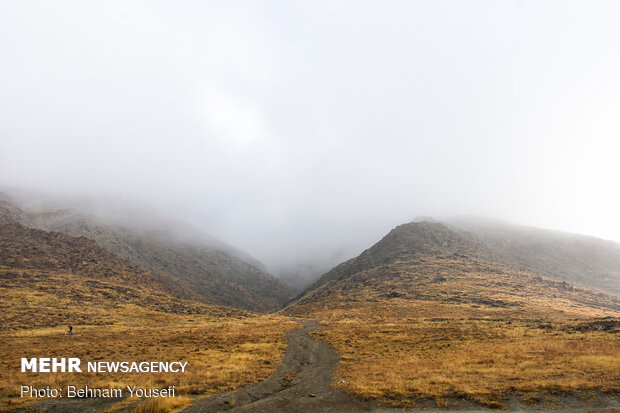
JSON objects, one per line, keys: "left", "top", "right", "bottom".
{"left": 21, "top": 321, "right": 619, "bottom": 413}
{"left": 181, "top": 321, "right": 620, "bottom": 413}
{"left": 181, "top": 320, "right": 374, "bottom": 413}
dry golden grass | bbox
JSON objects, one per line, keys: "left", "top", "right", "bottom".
{"left": 0, "top": 262, "right": 298, "bottom": 412}
{"left": 0, "top": 267, "right": 247, "bottom": 330}
{"left": 287, "top": 255, "right": 620, "bottom": 409}
{"left": 134, "top": 396, "right": 193, "bottom": 413}
{"left": 0, "top": 215, "right": 304, "bottom": 411}
{"left": 102, "top": 397, "right": 140, "bottom": 412}
{"left": 313, "top": 316, "right": 620, "bottom": 408}
{"left": 0, "top": 316, "right": 298, "bottom": 411}
{"left": 0, "top": 282, "right": 298, "bottom": 413}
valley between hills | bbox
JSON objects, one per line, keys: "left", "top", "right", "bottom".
{"left": 0, "top": 193, "right": 618, "bottom": 412}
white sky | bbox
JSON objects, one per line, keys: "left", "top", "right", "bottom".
{"left": 1, "top": 1, "right": 619, "bottom": 274}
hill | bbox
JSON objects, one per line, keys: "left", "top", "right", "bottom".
{"left": 282, "top": 220, "right": 620, "bottom": 409}
{"left": 0, "top": 202, "right": 299, "bottom": 412}
{"left": 0, "top": 202, "right": 243, "bottom": 329}
{"left": 448, "top": 217, "right": 620, "bottom": 296}
{"left": 1, "top": 193, "right": 294, "bottom": 312}
{"left": 286, "top": 221, "right": 620, "bottom": 319}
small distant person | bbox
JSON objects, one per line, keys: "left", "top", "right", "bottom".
{"left": 68, "top": 324, "right": 73, "bottom": 335}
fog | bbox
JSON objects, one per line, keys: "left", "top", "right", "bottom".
{"left": 1, "top": 1, "right": 620, "bottom": 280}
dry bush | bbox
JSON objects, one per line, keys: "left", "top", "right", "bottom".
{"left": 134, "top": 396, "right": 192, "bottom": 413}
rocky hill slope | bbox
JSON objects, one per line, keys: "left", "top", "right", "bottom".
{"left": 284, "top": 221, "right": 620, "bottom": 319}
{"left": 1, "top": 193, "right": 294, "bottom": 312}
{"left": 0, "top": 205, "right": 245, "bottom": 330}
{"left": 449, "top": 217, "right": 620, "bottom": 296}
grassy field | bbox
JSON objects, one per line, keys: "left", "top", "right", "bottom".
{"left": 312, "top": 310, "right": 620, "bottom": 409}
{"left": 0, "top": 266, "right": 299, "bottom": 412}
{"left": 0, "top": 315, "right": 298, "bottom": 412}
{"left": 285, "top": 255, "right": 620, "bottom": 409}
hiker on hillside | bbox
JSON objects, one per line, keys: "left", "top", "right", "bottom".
{"left": 68, "top": 324, "right": 73, "bottom": 335}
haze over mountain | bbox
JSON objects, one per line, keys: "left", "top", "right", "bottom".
{"left": 448, "top": 217, "right": 620, "bottom": 296}
{"left": 2, "top": 2, "right": 620, "bottom": 411}
{"left": 285, "top": 220, "right": 620, "bottom": 318}
{"left": 0, "top": 192, "right": 294, "bottom": 312}
{"left": 2, "top": 2, "right": 620, "bottom": 276}
{"left": 0, "top": 201, "right": 243, "bottom": 330}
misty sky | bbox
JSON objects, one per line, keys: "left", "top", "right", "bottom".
{"left": 1, "top": 1, "right": 620, "bottom": 274}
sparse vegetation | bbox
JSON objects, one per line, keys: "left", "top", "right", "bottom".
{"left": 284, "top": 222, "right": 620, "bottom": 409}
{"left": 0, "top": 206, "right": 300, "bottom": 412}
{"left": 26, "top": 207, "right": 295, "bottom": 312}
{"left": 0, "top": 315, "right": 298, "bottom": 411}
{"left": 313, "top": 316, "right": 620, "bottom": 408}
{"left": 284, "top": 255, "right": 620, "bottom": 320}
{"left": 2, "top": 204, "right": 619, "bottom": 411}
{"left": 133, "top": 396, "right": 193, "bottom": 413}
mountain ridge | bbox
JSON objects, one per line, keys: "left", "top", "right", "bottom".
{"left": 0, "top": 193, "right": 294, "bottom": 312}
{"left": 448, "top": 217, "right": 620, "bottom": 296}
{"left": 284, "top": 220, "right": 620, "bottom": 318}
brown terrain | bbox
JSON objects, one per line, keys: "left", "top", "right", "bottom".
{"left": 281, "top": 221, "right": 620, "bottom": 410}
{"left": 0, "top": 200, "right": 240, "bottom": 329}
{"left": 448, "top": 217, "right": 620, "bottom": 296}
{"left": 4, "top": 194, "right": 294, "bottom": 312}
{"left": 0, "top": 198, "right": 298, "bottom": 412}
{"left": 1, "top": 193, "right": 619, "bottom": 412}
